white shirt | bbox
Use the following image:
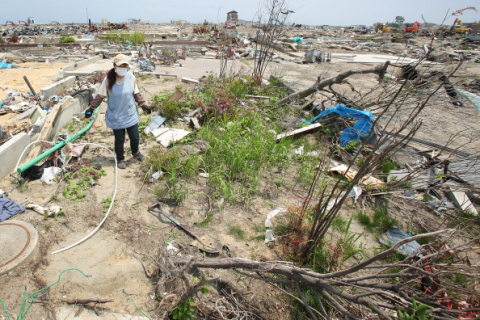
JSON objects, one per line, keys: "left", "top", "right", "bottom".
{"left": 97, "top": 72, "right": 140, "bottom": 96}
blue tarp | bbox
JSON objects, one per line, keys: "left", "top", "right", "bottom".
{"left": 0, "top": 61, "right": 12, "bottom": 69}
{"left": 292, "top": 37, "right": 303, "bottom": 44}
{"left": 305, "top": 104, "right": 374, "bottom": 146}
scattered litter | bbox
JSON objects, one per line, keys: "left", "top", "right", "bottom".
{"left": 144, "top": 115, "right": 166, "bottom": 134}
{"left": 25, "top": 203, "right": 62, "bottom": 217}
{"left": 330, "top": 164, "right": 384, "bottom": 187}
{"left": 152, "top": 128, "right": 191, "bottom": 147}
{"left": 265, "top": 229, "right": 275, "bottom": 244}
{"left": 380, "top": 227, "right": 423, "bottom": 258}
{"left": 151, "top": 171, "right": 163, "bottom": 180}
{"left": 166, "top": 241, "right": 180, "bottom": 255}
{"left": 40, "top": 167, "right": 62, "bottom": 184}
{"left": 135, "top": 58, "right": 156, "bottom": 72}
{"left": 265, "top": 208, "right": 287, "bottom": 228}
{"left": 70, "top": 144, "right": 87, "bottom": 158}
{"left": 264, "top": 208, "right": 287, "bottom": 244}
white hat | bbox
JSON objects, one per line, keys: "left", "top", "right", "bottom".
{"left": 113, "top": 54, "right": 131, "bottom": 67}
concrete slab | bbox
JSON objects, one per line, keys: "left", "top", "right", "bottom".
{"left": 0, "top": 132, "right": 31, "bottom": 180}
{"left": 40, "top": 76, "right": 76, "bottom": 101}
{"left": 446, "top": 189, "right": 479, "bottom": 216}
{"left": 51, "top": 97, "right": 83, "bottom": 137}
{"left": 0, "top": 220, "right": 39, "bottom": 275}
{"left": 61, "top": 57, "right": 113, "bottom": 78}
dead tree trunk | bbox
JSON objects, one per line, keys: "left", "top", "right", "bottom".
{"left": 276, "top": 61, "right": 390, "bottom": 106}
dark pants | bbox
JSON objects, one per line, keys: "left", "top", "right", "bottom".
{"left": 112, "top": 124, "right": 139, "bottom": 161}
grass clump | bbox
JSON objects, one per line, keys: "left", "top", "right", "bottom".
{"left": 356, "top": 206, "right": 396, "bottom": 234}
{"left": 228, "top": 226, "right": 246, "bottom": 240}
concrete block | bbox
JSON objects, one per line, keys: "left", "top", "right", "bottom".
{"left": 40, "top": 76, "right": 76, "bottom": 101}
{"left": 0, "top": 132, "right": 31, "bottom": 180}
{"left": 51, "top": 98, "right": 83, "bottom": 137}
{"left": 446, "top": 190, "right": 478, "bottom": 216}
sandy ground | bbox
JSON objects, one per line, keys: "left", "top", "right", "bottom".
{"left": 0, "top": 61, "right": 69, "bottom": 100}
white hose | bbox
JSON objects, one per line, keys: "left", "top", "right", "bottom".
{"left": 52, "top": 142, "right": 117, "bottom": 254}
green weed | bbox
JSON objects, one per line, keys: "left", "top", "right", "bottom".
{"left": 228, "top": 226, "right": 246, "bottom": 240}
{"left": 356, "top": 207, "right": 396, "bottom": 234}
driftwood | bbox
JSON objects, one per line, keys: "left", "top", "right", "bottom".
{"left": 276, "top": 61, "right": 390, "bottom": 106}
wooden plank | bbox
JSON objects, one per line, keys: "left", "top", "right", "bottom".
{"left": 276, "top": 123, "right": 322, "bottom": 142}
{"left": 300, "top": 97, "right": 317, "bottom": 110}
{"left": 22, "top": 96, "right": 72, "bottom": 165}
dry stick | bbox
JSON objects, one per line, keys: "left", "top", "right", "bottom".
{"left": 312, "top": 287, "right": 330, "bottom": 320}
{"left": 319, "top": 288, "right": 357, "bottom": 320}
{"left": 323, "top": 229, "right": 447, "bottom": 279}
{"left": 61, "top": 298, "right": 113, "bottom": 304}
{"left": 294, "top": 280, "right": 318, "bottom": 320}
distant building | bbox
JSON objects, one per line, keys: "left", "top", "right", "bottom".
{"left": 226, "top": 11, "right": 238, "bottom": 23}
{"left": 27, "top": 17, "right": 35, "bottom": 24}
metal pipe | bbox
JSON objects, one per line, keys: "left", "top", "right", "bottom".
{"left": 16, "top": 107, "right": 100, "bottom": 174}
{"left": 23, "top": 76, "right": 36, "bottom": 96}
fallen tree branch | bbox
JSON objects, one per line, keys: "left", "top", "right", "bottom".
{"left": 276, "top": 61, "right": 390, "bottom": 106}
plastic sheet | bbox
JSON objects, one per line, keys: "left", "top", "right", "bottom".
{"left": 381, "top": 227, "right": 423, "bottom": 257}
{"left": 0, "top": 61, "right": 12, "bottom": 69}
{"left": 455, "top": 88, "right": 480, "bottom": 114}
{"left": 306, "top": 104, "right": 374, "bottom": 146}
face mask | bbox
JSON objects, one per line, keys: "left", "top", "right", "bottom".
{"left": 115, "top": 67, "right": 128, "bottom": 76}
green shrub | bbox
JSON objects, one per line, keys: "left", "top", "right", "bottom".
{"left": 59, "top": 37, "right": 75, "bottom": 43}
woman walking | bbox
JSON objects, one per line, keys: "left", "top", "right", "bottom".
{"left": 85, "top": 54, "right": 151, "bottom": 169}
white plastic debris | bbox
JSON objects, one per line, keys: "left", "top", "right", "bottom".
{"left": 265, "top": 230, "right": 275, "bottom": 244}
{"left": 166, "top": 241, "right": 180, "bottom": 255}
{"left": 151, "top": 171, "right": 163, "bottom": 180}
{"left": 347, "top": 186, "right": 362, "bottom": 203}
{"left": 265, "top": 208, "right": 287, "bottom": 228}
{"left": 40, "top": 167, "right": 62, "bottom": 184}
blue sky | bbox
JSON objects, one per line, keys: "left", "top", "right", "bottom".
{"left": 2, "top": 0, "right": 479, "bottom": 26}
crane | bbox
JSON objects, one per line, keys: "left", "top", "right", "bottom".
{"left": 450, "top": 18, "right": 470, "bottom": 34}
{"left": 18, "top": 21, "right": 30, "bottom": 26}
{"left": 102, "top": 19, "right": 109, "bottom": 24}
{"left": 5, "top": 21, "right": 18, "bottom": 26}
{"left": 140, "top": 19, "right": 150, "bottom": 25}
